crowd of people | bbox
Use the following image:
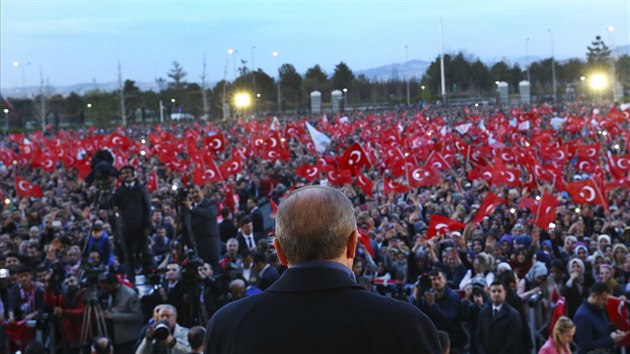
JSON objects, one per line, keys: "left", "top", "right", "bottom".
{"left": 0, "top": 99, "right": 628, "bottom": 353}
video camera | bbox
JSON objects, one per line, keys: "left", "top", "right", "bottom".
{"left": 182, "top": 249, "right": 205, "bottom": 281}
{"left": 173, "top": 184, "right": 189, "bottom": 204}
{"left": 85, "top": 150, "right": 119, "bottom": 186}
{"left": 81, "top": 264, "right": 108, "bottom": 288}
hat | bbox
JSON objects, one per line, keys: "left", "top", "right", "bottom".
{"left": 499, "top": 234, "right": 513, "bottom": 245}
{"left": 526, "top": 261, "right": 548, "bottom": 282}
{"left": 471, "top": 278, "right": 487, "bottom": 288}
{"left": 598, "top": 234, "right": 611, "bottom": 244}
{"left": 514, "top": 235, "right": 532, "bottom": 248}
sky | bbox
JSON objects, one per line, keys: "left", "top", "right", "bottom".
{"left": 1, "top": 0, "right": 629, "bottom": 90}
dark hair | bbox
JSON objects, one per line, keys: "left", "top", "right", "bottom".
{"left": 429, "top": 268, "right": 446, "bottom": 278}
{"left": 489, "top": 280, "right": 504, "bottom": 289}
{"left": 221, "top": 207, "right": 231, "bottom": 218}
{"left": 240, "top": 216, "right": 252, "bottom": 227}
{"left": 498, "top": 270, "right": 516, "bottom": 289}
{"left": 239, "top": 249, "right": 252, "bottom": 258}
{"left": 437, "top": 330, "right": 450, "bottom": 353}
{"left": 590, "top": 282, "right": 611, "bottom": 295}
{"left": 188, "top": 326, "right": 207, "bottom": 349}
{"left": 92, "top": 336, "right": 113, "bottom": 354}
{"left": 252, "top": 252, "right": 267, "bottom": 264}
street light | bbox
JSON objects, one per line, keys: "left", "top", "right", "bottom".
{"left": 86, "top": 103, "right": 92, "bottom": 108}
{"left": 590, "top": 74, "right": 608, "bottom": 90}
{"left": 12, "top": 60, "right": 31, "bottom": 96}
{"left": 343, "top": 88, "right": 348, "bottom": 108}
{"left": 608, "top": 25, "right": 616, "bottom": 99}
{"left": 405, "top": 45, "right": 410, "bottom": 106}
{"left": 272, "top": 51, "right": 281, "bottom": 113}
{"left": 3, "top": 108, "right": 8, "bottom": 135}
{"left": 227, "top": 48, "right": 237, "bottom": 80}
{"left": 525, "top": 37, "right": 531, "bottom": 82}
{"left": 547, "top": 29, "right": 557, "bottom": 102}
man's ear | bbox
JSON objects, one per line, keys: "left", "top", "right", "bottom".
{"left": 273, "top": 238, "right": 288, "bottom": 266}
{"left": 346, "top": 230, "right": 358, "bottom": 260}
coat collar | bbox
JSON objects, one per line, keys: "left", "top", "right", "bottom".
{"left": 267, "top": 267, "right": 363, "bottom": 293}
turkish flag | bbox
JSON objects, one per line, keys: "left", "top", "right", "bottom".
{"left": 426, "top": 151, "right": 451, "bottom": 171}
{"left": 355, "top": 171, "right": 374, "bottom": 196}
{"left": 107, "top": 132, "right": 131, "bottom": 149}
{"left": 325, "top": 168, "right": 353, "bottom": 186}
{"left": 383, "top": 178, "right": 409, "bottom": 195}
{"left": 357, "top": 229, "right": 375, "bottom": 258}
{"left": 262, "top": 148, "right": 291, "bottom": 162}
{"left": 15, "top": 175, "right": 43, "bottom": 198}
{"left": 606, "top": 296, "right": 630, "bottom": 347}
{"left": 607, "top": 152, "right": 630, "bottom": 179}
{"left": 204, "top": 131, "right": 226, "bottom": 152}
{"left": 518, "top": 197, "right": 539, "bottom": 215}
{"left": 295, "top": 164, "right": 321, "bottom": 182}
{"left": 472, "top": 192, "right": 505, "bottom": 224}
{"left": 264, "top": 131, "right": 288, "bottom": 151}
{"left": 406, "top": 165, "right": 441, "bottom": 187}
{"left": 427, "top": 215, "right": 465, "bottom": 240}
{"left": 32, "top": 153, "right": 57, "bottom": 173}
{"left": 147, "top": 170, "right": 158, "bottom": 193}
{"left": 607, "top": 176, "right": 630, "bottom": 190}
{"left": 339, "top": 143, "right": 372, "bottom": 170}
{"left": 576, "top": 143, "right": 600, "bottom": 160}
{"left": 192, "top": 160, "right": 223, "bottom": 185}
{"left": 567, "top": 179, "right": 608, "bottom": 210}
{"left": 535, "top": 192, "right": 558, "bottom": 231}
{"left": 219, "top": 158, "right": 242, "bottom": 179}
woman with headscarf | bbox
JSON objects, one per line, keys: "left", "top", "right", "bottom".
{"left": 458, "top": 252, "right": 494, "bottom": 290}
{"left": 561, "top": 258, "right": 594, "bottom": 318}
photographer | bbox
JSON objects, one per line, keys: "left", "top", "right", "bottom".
{"left": 412, "top": 268, "right": 466, "bottom": 354}
{"left": 97, "top": 272, "right": 143, "bottom": 352}
{"left": 180, "top": 185, "right": 220, "bottom": 270}
{"left": 179, "top": 258, "right": 222, "bottom": 328}
{"left": 136, "top": 304, "right": 190, "bottom": 354}
{"left": 113, "top": 165, "right": 152, "bottom": 276}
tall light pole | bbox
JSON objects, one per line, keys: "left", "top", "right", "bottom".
{"left": 272, "top": 51, "right": 281, "bottom": 113}
{"left": 12, "top": 60, "right": 31, "bottom": 96}
{"left": 608, "top": 25, "right": 616, "bottom": 100}
{"left": 251, "top": 46, "right": 256, "bottom": 113}
{"left": 547, "top": 29, "right": 557, "bottom": 102}
{"left": 3, "top": 108, "right": 9, "bottom": 135}
{"left": 405, "top": 45, "right": 410, "bottom": 106}
{"left": 222, "top": 48, "right": 234, "bottom": 119}
{"left": 526, "top": 37, "right": 531, "bottom": 83}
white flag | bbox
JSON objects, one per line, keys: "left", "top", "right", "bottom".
{"left": 454, "top": 123, "right": 472, "bottom": 135}
{"left": 306, "top": 122, "right": 331, "bottom": 154}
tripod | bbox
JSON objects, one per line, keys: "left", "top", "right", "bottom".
{"left": 79, "top": 287, "right": 108, "bottom": 353}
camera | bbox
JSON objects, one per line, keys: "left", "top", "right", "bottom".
{"left": 414, "top": 274, "right": 432, "bottom": 295}
{"left": 174, "top": 184, "right": 189, "bottom": 204}
{"left": 81, "top": 264, "right": 108, "bottom": 287}
{"left": 153, "top": 320, "right": 171, "bottom": 341}
{"left": 472, "top": 284, "right": 484, "bottom": 297}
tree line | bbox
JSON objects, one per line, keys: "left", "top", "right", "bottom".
{"left": 3, "top": 36, "right": 629, "bottom": 128}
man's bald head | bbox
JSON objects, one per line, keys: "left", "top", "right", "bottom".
{"left": 275, "top": 186, "right": 356, "bottom": 264}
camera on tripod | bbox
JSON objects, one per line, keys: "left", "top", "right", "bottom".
{"left": 85, "top": 150, "right": 119, "bottom": 187}
{"left": 81, "top": 264, "right": 108, "bottom": 289}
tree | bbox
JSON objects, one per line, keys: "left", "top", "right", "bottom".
{"left": 303, "top": 65, "right": 329, "bottom": 97}
{"left": 167, "top": 61, "right": 188, "bottom": 90}
{"left": 615, "top": 55, "right": 630, "bottom": 88}
{"left": 279, "top": 64, "right": 303, "bottom": 109}
{"left": 586, "top": 35, "right": 611, "bottom": 69}
{"left": 122, "top": 79, "right": 141, "bottom": 123}
{"left": 508, "top": 63, "right": 523, "bottom": 92}
{"left": 490, "top": 61, "right": 510, "bottom": 83}
{"left": 331, "top": 62, "right": 355, "bottom": 91}
{"left": 469, "top": 59, "right": 493, "bottom": 93}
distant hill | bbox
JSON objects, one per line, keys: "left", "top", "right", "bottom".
{"left": 2, "top": 46, "right": 628, "bottom": 98}
{"left": 354, "top": 59, "right": 431, "bottom": 81}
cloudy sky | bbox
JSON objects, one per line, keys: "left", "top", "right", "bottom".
{"left": 1, "top": 0, "right": 628, "bottom": 89}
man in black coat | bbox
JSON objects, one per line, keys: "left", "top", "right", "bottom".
{"left": 475, "top": 281, "right": 522, "bottom": 354}
{"left": 113, "top": 165, "right": 152, "bottom": 275}
{"left": 205, "top": 186, "right": 441, "bottom": 354}
{"left": 182, "top": 185, "right": 220, "bottom": 270}
{"left": 235, "top": 216, "right": 263, "bottom": 252}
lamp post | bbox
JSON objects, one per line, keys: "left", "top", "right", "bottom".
{"left": 405, "top": 45, "right": 410, "bottom": 107}
{"left": 3, "top": 108, "right": 9, "bottom": 135}
{"left": 170, "top": 98, "right": 176, "bottom": 119}
{"left": 272, "top": 51, "right": 281, "bottom": 113}
{"left": 547, "top": 29, "right": 557, "bottom": 102}
{"left": 342, "top": 88, "right": 348, "bottom": 109}
{"left": 12, "top": 60, "right": 31, "bottom": 96}
{"left": 526, "top": 37, "right": 531, "bottom": 83}
{"left": 608, "top": 25, "right": 616, "bottom": 99}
